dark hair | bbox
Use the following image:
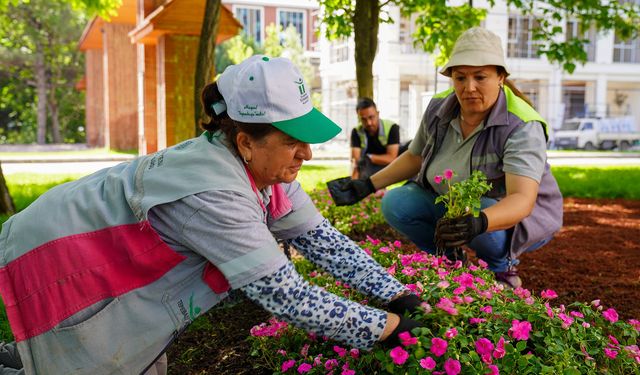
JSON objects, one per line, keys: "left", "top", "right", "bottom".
{"left": 496, "top": 67, "right": 534, "bottom": 107}
{"left": 200, "top": 82, "right": 278, "bottom": 152}
{"left": 356, "top": 97, "right": 377, "bottom": 111}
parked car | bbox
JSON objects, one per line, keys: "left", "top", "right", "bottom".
{"left": 553, "top": 117, "right": 640, "bottom": 150}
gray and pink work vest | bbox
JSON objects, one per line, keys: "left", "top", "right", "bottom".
{"left": 416, "top": 86, "right": 563, "bottom": 259}
{"left": 0, "top": 132, "right": 297, "bottom": 374}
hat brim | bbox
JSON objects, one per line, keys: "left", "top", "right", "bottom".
{"left": 272, "top": 108, "right": 341, "bottom": 144}
{"left": 439, "top": 50, "right": 510, "bottom": 77}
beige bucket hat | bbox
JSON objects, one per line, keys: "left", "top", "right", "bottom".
{"left": 440, "top": 27, "right": 510, "bottom": 77}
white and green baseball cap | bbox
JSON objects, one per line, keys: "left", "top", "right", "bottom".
{"left": 216, "top": 55, "right": 341, "bottom": 144}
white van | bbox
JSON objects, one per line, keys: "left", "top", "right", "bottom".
{"left": 553, "top": 117, "right": 639, "bottom": 150}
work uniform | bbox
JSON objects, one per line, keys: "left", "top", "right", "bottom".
{"left": 350, "top": 119, "right": 400, "bottom": 178}
{"left": 381, "top": 86, "right": 563, "bottom": 271}
{"left": 0, "top": 131, "right": 405, "bottom": 374}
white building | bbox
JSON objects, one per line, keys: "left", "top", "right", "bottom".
{"left": 319, "top": 0, "right": 640, "bottom": 145}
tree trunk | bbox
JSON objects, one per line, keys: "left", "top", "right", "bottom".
{"left": 35, "top": 50, "right": 47, "bottom": 144}
{"left": 48, "top": 95, "right": 62, "bottom": 143}
{"left": 353, "top": 0, "right": 380, "bottom": 99}
{"left": 194, "top": 0, "right": 221, "bottom": 136}
{"left": 0, "top": 163, "right": 15, "bottom": 216}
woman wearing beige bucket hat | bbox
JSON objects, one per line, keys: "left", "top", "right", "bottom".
{"left": 0, "top": 55, "right": 423, "bottom": 375}
{"left": 331, "top": 27, "right": 563, "bottom": 289}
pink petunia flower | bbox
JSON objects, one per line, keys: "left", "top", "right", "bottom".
{"left": 557, "top": 313, "right": 574, "bottom": 329}
{"left": 333, "top": 346, "right": 347, "bottom": 357}
{"left": 445, "top": 327, "right": 458, "bottom": 339}
{"left": 476, "top": 338, "right": 495, "bottom": 364}
{"left": 341, "top": 369, "right": 355, "bottom": 375}
{"left": 602, "top": 308, "right": 619, "bottom": 323}
{"left": 349, "top": 348, "right": 360, "bottom": 359}
{"left": 421, "top": 302, "right": 433, "bottom": 313}
{"left": 390, "top": 346, "right": 409, "bottom": 365}
{"left": 431, "top": 337, "right": 448, "bottom": 357}
{"left": 478, "top": 259, "right": 489, "bottom": 268}
{"left": 509, "top": 320, "right": 532, "bottom": 341}
{"left": 393, "top": 240, "right": 403, "bottom": 248}
{"left": 297, "top": 363, "right": 312, "bottom": 373}
{"left": 486, "top": 364, "right": 500, "bottom": 375}
{"left": 570, "top": 311, "right": 584, "bottom": 318}
{"left": 281, "top": 359, "right": 296, "bottom": 372}
{"left": 434, "top": 175, "right": 443, "bottom": 184}
{"left": 387, "top": 264, "right": 397, "bottom": 275}
{"left": 324, "top": 359, "right": 338, "bottom": 370}
{"left": 540, "top": 289, "right": 558, "bottom": 299}
{"left": 582, "top": 322, "right": 591, "bottom": 328}
{"left": 420, "top": 357, "right": 436, "bottom": 370}
{"left": 444, "top": 358, "right": 461, "bottom": 375}
{"left": 604, "top": 348, "right": 618, "bottom": 359}
{"left": 444, "top": 169, "right": 454, "bottom": 180}
{"left": 436, "top": 297, "right": 459, "bottom": 315}
{"left": 628, "top": 319, "right": 640, "bottom": 331}
{"left": 493, "top": 336, "right": 506, "bottom": 359}
{"left": 398, "top": 331, "right": 418, "bottom": 347}
{"left": 480, "top": 305, "right": 493, "bottom": 314}
{"left": 470, "top": 317, "right": 487, "bottom": 325}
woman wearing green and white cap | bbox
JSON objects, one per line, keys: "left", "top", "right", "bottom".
{"left": 0, "top": 55, "right": 422, "bottom": 375}
{"left": 333, "top": 27, "right": 563, "bottom": 289}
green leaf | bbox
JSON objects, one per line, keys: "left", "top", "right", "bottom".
{"left": 516, "top": 340, "right": 527, "bottom": 351}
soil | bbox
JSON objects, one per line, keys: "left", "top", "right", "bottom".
{"left": 166, "top": 197, "right": 640, "bottom": 374}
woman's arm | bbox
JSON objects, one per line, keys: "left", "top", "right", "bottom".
{"left": 288, "top": 219, "right": 407, "bottom": 302}
{"left": 240, "top": 262, "right": 400, "bottom": 349}
{"left": 484, "top": 173, "right": 539, "bottom": 231}
{"left": 369, "top": 150, "right": 422, "bottom": 190}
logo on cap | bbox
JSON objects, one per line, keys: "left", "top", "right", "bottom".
{"left": 295, "top": 78, "right": 309, "bottom": 105}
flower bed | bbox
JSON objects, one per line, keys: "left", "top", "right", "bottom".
{"left": 250, "top": 237, "right": 640, "bottom": 374}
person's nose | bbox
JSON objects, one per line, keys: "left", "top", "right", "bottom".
{"left": 297, "top": 143, "right": 312, "bottom": 161}
{"left": 465, "top": 79, "right": 477, "bottom": 92}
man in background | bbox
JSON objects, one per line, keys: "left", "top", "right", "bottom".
{"left": 350, "top": 98, "right": 402, "bottom": 179}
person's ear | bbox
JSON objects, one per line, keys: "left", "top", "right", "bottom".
{"left": 236, "top": 132, "right": 253, "bottom": 163}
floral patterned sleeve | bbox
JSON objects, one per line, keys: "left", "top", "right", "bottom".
{"left": 240, "top": 262, "right": 387, "bottom": 350}
{"left": 287, "top": 218, "right": 407, "bottom": 302}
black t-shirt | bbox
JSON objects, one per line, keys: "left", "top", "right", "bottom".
{"left": 350, "top": 123, "right": 400, "bottom": 155}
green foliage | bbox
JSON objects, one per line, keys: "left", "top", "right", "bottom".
{"left": 263, "top": 23, "right": 284, "bottom": 58}
{"left": 250, "top": 238, "right": 640, "bottom": 374}
{"left": 0, "top": 0, "right": 87, "bottom": 144}
{"left": 434, "top": 170, "right": 492, "bottom": 219}
{"left": 309, "top": 187, "right": 385, "bottom": 235}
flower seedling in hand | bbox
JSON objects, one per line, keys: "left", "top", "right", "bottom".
{"left": 434, "top": 169, "right": 492, "bottom": 219}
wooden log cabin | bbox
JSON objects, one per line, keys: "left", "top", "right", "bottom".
{"left": 78, "top": 0, "right": 241, "bottom": 153}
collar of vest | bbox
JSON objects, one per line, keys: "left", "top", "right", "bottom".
{"left": 434, "top": 89, "right": 510, "bottom": 130}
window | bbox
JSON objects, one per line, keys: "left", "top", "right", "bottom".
{"left": 613, "top": 32, "right": 640, "bottom": 63}
{"left": 507, "top": 14, "right": 541, "bottom": 58}
{"left": 562, "top": 86, "right": 587, "bottom": 119}
{"left": 278, "top": 10, "right": 306, "bottom": 49}
{"left": 234, "top": 6, "right": 263, "bottom": 44}
{"left": 582, "top": 122, "right": 593, "bottom": 130}
{"left": 330, "top": 38, "right": 349, "bottom": 63}
{"left": 566, "top": 20, "right": 596, "bottom": 62}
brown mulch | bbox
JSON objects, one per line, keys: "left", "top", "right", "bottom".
{"left": 167, "top": 198, "right": 640, "bottom": 374}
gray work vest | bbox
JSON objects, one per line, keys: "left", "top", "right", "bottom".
{"left": 416, "top": 86, "right": 563, "bottom": 259}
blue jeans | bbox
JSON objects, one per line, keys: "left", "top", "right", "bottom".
{"left": 381, "top": 182, "right": 548, "bottom": 273}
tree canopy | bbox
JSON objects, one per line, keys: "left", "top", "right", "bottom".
{"left": 320, "top": 0, "right": 640, "bottom": 98}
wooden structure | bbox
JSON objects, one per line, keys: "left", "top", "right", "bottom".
{"left": 78, "top": 0, "right": 241, "bottom": 153}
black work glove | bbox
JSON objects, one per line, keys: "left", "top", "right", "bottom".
{"left": 326, "top": 176, "right": 375, "bottom": 206}
{"left": 435, "top": 211, "right": 488, "bottom": 248}
{"left": 388, "top": 293, "right": 422, "bottom": 316}
{"left": 381, "top": 316, "right": 424, "bottom": 348}
{"left": 356, "top": 156, "right": 369, "bottom": 170}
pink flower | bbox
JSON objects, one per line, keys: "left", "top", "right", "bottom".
{"left": 493, "top": 337, "right": 506, "bottom": 359}
{"left": 629, "top": 319, "right": 640, "bottom": 331}
{"left": 398, "top": 331, "right": 418, "bottom": 346}
{"left": 277, "top": 349, "right": 287, "bottom": 356}
{"left": 602, "top": 308, "right": 619, "bottom": 323}
{"left": 470, "top": 317, "right": 487, "bottom": 325}
{"left": 444, "top": 169, "right": 454, "bottom": 180}
{"left": 558, "top": 313, "right": 574, "bottom": 329}
{"left": 582, "top": 322, "right": 591, "bottom": 328}
{"left": 509, "top": 320, "right": 532, "bottom": 341}
{"left": 478, "top": 259, "right": 488, "bottom": 268}
{"left": 300, "top": 344, "right": 310, "bottom": 357}
{"left": 387, "top": 264, "right": 397, "bottom": 275}
{"left": 486, "top": 364, "right": 500, "bottom": 375}
{"left": 437, "top": 281, "right": 450, "bottom": 288}
{"left": 591, "top": 299, "right": 601, "bottom": 307}
{"left": 324, "top": 359, "right": 338, "bottom": 370}
{"left": 436, "top": 297, "right": 459, "bottom": 315}
{"left": 349, "top": 348, "right": 360, "bottom": 358}
{"left": 297, "top": 363, "right": 312, "bottom": 373}
{"left": 570, "top": 311, "right": 584, "bottom": 318}
{"left": 390, "top": 346, "right": 409, "bottom": 365}
{"left": 480, "top": 305, "right": 493, "bottom": 314}
{"left": 444, "top": 358, "right": 461, "bottom": 375}
{"left": 333, "top": 346, "right": 347, "bottom": 357}
{"left": 604, "top": 348, "right": 618, "bottom": 359}
{"left": 540, "top": 289, "right": 558, "bottom": 299}
{"left": 476, "top": 338, "right": 495, "bottom": 364}
{"left": 402, "top": 267, "right": 417, "bottom": 276}
{"left": 393, "top": 240, "right": 403, "bottom": 248}
{"left": 420, "top": 357, "right": 436, "bottom": 370}
{"left": 431, "top": 337, "right": 448, "bottom": 357}
{"left": 445, "top": 327, "right": 458, "bottom": 339}
{"left": 281, "top": 359, "right": 296, "bottom": 372}
{"left": 453, "top": 286, "right": 467, "bottom": 295}
{"left": 434, "top": 175, "right": 443, "bottom": 184}
{"left": 342, "top": 369, "right": 355, "bottom": 375}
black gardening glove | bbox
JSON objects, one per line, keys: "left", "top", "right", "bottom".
{"left": 326, "top": 176, "right": 375, "bottom": 206}
{"left": 381, "top": 316, "right": 424, "bottom": 348}
{"left": 388, "top": 293, "right": 422, "bottom": 316}
{"left": 435, "top": 211, "right": 488, "bottom": 248}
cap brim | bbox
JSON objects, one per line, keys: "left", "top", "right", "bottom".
{"left": 272, "top": 108, "right": 341, "bottom": 144}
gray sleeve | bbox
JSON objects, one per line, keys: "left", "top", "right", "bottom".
{"left": 408, "top": 115, "right": 428, "bottom": 156}
{"left": 268, "top": 181, "right": 324, "bottom": 240}
{"left": 502, "top": 121, "right": 547, "bottom": 183}
{"left": 151, "top": 190, "right": 289, "bottom": 289}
